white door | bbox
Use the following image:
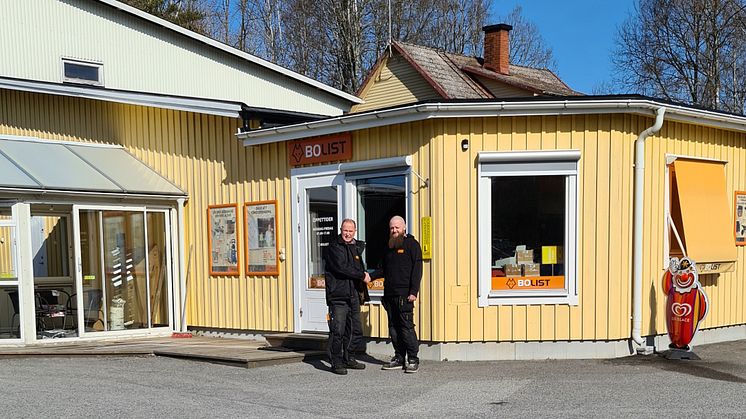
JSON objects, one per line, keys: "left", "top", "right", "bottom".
{"left": 297, "top": 175, "right": 343, "bottom": 332}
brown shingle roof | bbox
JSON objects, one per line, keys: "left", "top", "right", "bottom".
{"left": 394, "top": 41, "right": 580, "bottom": 98}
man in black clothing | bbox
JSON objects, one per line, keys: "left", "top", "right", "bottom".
{"left": 368, "top": 215, "right": 423, "bottom": 373}
{"left": 324, "top": 219, "right": 370, "bottom": 375}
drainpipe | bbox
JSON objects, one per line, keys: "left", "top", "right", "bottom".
{"left": 632, "top": 107, "right": 666, "bottom": 351}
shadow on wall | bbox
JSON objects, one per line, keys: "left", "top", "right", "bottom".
{"left": 648, "top": 280, "right": 658, "bottom": 335}
{"left": 361, "top": 309, "right": 372, "bottom": 336}
{"left": 1, "top": 90, "right": 120, "bottom": 146}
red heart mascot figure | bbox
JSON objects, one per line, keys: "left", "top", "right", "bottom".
{"left": 662, "top": 257, "right": 708, "bottom": 350}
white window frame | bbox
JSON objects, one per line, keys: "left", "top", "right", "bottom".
{"left": 477, "top": 150, "right": 580, "bottom": 306}
{"left": 61, "top": 57, "right": 104, "bottom": 86}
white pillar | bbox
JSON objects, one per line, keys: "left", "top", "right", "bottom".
{"left": 13, "top": 203, "right": 35, "bottom": 344}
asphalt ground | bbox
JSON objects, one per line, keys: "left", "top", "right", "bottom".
{"left": 1, "top": 340, "right": 746, "bottom": 418}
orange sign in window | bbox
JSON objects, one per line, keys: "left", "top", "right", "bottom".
{"left": 491, "top": 276, "right": 565, "bottom": 291}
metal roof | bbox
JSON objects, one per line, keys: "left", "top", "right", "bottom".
{"left": 0, "top": 135, "right": 186, "bottom": 199}
{"left": 95, "top": 0, "right": 361, "bottom": 105}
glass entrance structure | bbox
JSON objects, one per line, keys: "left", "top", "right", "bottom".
{"left": 0, "top": 136, "right": 186, "bottom": 344}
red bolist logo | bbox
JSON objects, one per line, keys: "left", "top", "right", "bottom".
{"left": 662, "top": 257, "right": 709, "bottom": 349}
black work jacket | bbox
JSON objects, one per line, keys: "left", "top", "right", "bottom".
{"left": 371, "top": 234, "right": 423, "bottom": 297}
{"left": 324, "top": 235, "right": 368, "bottom": 304}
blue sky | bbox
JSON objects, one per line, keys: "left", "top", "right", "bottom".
{"left": 492, "top": 0, "right": 637, "bottom": 94}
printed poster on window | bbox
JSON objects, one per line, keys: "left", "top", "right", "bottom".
{"left": 246, "top": 201, "right": 279, "bottom": 276}
{"left": 736, "top": 191, "right": 746, "bottom": 246}
{"left": 208, "top": 204, "right": 240, "bottom": 276}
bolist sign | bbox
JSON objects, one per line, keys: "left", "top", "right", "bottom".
{"left": 287, "top": 133, "right": 352, "bottom": 166}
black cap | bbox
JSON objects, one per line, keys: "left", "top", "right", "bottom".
{"left": 483, "top": 23, "right": 513, "bottom": 33}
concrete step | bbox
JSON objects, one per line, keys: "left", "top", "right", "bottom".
{"left": 265, "top": 333, "right": 328, "bottom": 351}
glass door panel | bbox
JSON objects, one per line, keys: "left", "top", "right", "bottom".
{"left": 297, "top": 174, "right": 343, "bottom": 332}
{"left": 79, "top": 210, "right": 105, "bottom": 332}
{"left": 147, "top": 212, "right": 169, "bottom": 328}
{"left": 31, "top": 214, "right": 75, "bottom": 339}
{"left": 102, "top": 211, "right": 147, "bottom": 330}
{"left": 75, "top": 206, "right": 172, "bottom": 334}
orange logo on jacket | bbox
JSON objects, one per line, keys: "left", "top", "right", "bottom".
{"left": 397, "top": 249, "right": 405, "bottom": 254}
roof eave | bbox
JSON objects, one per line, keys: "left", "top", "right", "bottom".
{"left": 238, "top": 98, "right": 746, "bottom": 146}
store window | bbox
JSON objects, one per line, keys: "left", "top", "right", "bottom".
{"left": 478, "top": 151, "right": 579, "bottom": 306}
{"left": 666, "top": 157, "right": 736, "bottom": 273}
{"left": 351, "top": 172, "right": 407, "bottom": 298}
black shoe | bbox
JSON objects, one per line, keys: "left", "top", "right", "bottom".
{"left": 332, "top": 366, "right": 348, "bottom": 375}
{"left": 345, "top": 359, "right": 366, "bottom": 370}
{"left": 381, "top": 357, "right": 404, "bottom": 370}
{"left": 404, "top": 361, "right": 419, "bottom": 373}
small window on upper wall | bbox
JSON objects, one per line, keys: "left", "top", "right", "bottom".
{"left": 62, "top": 59, "right": 103, "bottom": 86}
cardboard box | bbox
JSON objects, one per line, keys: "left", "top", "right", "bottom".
{"left": 504, "top": 264, "right": 522, "bottom": 277}
{"left": 516, "top": 249, "right": 534, "bottom": 264}
{"left": 523, "top": 263, "right": 540, "bottom": 277}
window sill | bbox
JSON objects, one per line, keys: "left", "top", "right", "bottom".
{"left": 479, "top": 294, "right": 578, "bottom": 307}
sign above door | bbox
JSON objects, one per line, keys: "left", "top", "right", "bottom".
{"left": 287, "top": 133, "right": 352, "bottom": 166}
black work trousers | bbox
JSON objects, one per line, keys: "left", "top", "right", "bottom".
{"left": 382, "top": 295, "right": 419, "bottom": 363}
{"left": 328, "top": 296, "right": 362, "bottom": 367}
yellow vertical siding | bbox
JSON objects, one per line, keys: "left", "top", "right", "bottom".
{"left": 0, "top": 89, "right": 293, "bottom": 332}
{"left": 640, "top": 120, "right": 746, "bottom": 337}
{"left": 4, "top": 87, "right": 746, "bottom": 343}
{"left": 351, "top": 53, "right": 441, "bottom": 113}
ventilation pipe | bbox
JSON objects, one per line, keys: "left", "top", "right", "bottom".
{"left": 631, "top": 107, "right": 666, "bottom": 351}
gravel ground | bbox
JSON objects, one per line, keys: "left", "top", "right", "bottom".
{"left": 1, "top": 340, "right": 745, "bottom": 418}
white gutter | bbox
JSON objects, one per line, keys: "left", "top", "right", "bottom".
{"left": 0, "top": 77, "right": 244, "bottom": 118}
{"left": 238, "top": 99, "right": 746, "bottom": 146}
{"left": 631, "top": 107, "right": 666, "bottom": 350}
{"left": 177, "top": 198, "right": 188, "bottom": 332}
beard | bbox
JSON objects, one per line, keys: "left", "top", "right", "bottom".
{"left": 388, "top": 234, "right": 405, "bottom": 248}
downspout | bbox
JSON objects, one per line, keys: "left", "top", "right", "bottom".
{"left": 632, "top": 107, "right": 666, "bottom": 350}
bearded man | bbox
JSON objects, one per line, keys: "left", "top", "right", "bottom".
{"left": 368, "top": 215, "right": 423, "bottom": 373}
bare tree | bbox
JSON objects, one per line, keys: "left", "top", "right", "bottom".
{"left": 614, "top": 0, "right": 746, "bottom": 113}
{"left": 499, "top": 6, "right": 556, "bottom": 70}
{"left": 121, "top": 0, "right": 210, "bottom": 34}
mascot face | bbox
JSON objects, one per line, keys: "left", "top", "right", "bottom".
{"left": 669, "top": 257, "right": 698, "bottom": 293}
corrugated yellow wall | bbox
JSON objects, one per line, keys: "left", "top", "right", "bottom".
{"left": 4, "top": 87, "right": 745, "bottom": 343}
{"left": 641, "top": 120, "right": 746, "bottom": 336}
{"left": 352, "top": 54, "right": 441, "bottom": 113}
{"left": 360, "top": 114, "right": 746, "bottom": 343}
{"left": 0, "top": 89, "right": 294, "bottom": 332}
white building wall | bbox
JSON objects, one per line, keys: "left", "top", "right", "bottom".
{"left": 0, "top": 0, "right": 352, "bottom": 116}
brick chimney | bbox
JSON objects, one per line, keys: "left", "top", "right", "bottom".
{"left": 482, "top": 23, "right": 512, "bottom": 75}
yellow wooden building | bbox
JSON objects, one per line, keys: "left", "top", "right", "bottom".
{"left": 4, "top": 5, "right": 746, "bottom": 360}
{"left": 240, "top": 97, "right": 746, "bottom": 359}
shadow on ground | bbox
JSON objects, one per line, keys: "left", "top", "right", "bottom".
{"left": 606, "top": 353, "right": 746, "bottom": 384}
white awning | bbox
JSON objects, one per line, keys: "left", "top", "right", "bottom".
{"left": 0, "top": 135, "right": 186, "bottom": 199}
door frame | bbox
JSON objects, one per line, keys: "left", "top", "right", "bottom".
{"left": 71, "top": 204, "right": 174, "bottom": 337}
{"left": 290, "top": 156, "right": 413, "bottom": 332}
{"left": 292, "top": 171, "right": 344, "bottom": 332}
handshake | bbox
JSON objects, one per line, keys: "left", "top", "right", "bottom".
{"left": 363, "top": 272, "right": 371, "bottom": 284}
